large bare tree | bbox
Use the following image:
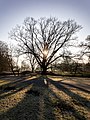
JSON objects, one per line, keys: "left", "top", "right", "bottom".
{"left": 80, "top": 35, "right": 90, "bottom": 63}
{"left": 9, "top": 17, "right": 82, "bottom": 74}
{"left": 84, "top": 35, "right": 90, "bottom": 57}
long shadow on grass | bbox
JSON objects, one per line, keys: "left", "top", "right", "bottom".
{"left": 0, "top": 75, "right": 39, "bottom": 100}
{"left": 0, "top": 76, "right": 56, "bottom": 120}
{"left": 0, "top": 75, "right": 32, "bottom": 89}
{"left": 0, "top": 76, "right": 88, "bottom": 120}
{"left": 59, "top": 82, "right": 90, "bottom": 94}
{"left": 48, "top": 77, "right": 90, "bottom": 109}
{"left": 48, "top": 88, "right": 86, "bottom": 120}
{"left": 0, "top": 76, "right": 28, "bottom": 91}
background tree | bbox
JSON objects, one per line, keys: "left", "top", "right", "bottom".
{"left": 80, "top": 35, "right": 90, "bottom": 74}
{"left": 80, "top": 35, "right": 90, "bottom": 63}
{"left": 84, "top": 35, "right": 90, "bottom": 63}
{"left": 20, "top": 60, "right": 30, "bottom": 71}
{"left": 0, "top": 40, "right": 14, "bottom": 73}
{"left": 9, "top": 17, "right": 82, "bottom": 74}
{"left": 26, "top": 54, "right": 37, "bottom": 73}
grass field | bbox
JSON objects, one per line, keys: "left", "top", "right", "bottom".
{"left": 0, "top": 75, "right": 90, "bottom": 120}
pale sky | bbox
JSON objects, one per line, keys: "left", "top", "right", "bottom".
{"left": 0, "top": 0, "right": 90, "bottom": 44}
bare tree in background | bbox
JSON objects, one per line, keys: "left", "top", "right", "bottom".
{"left": 80, "top": 35, "right": 90, "bottom": 63}
{"left": 0, "top": 41, "right": 15, "bottom": 74}
{"left": 22, "top": 54, "right": 37, "bottom": 72}
{"left": 85, "top": 35, "right": 90, "bottom": 62}
{"left": 9, "top": 17, "right": 82, "bottom": 74}
{"left": 27, "top": 54, "right": 37, "bottom": 72}
{"left": 21, "top": 60, "right": 30, "bottom": 71}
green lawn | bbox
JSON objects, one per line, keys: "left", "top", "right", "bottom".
{"left": 0, "top": 75, "right": 90, "bottom": 120}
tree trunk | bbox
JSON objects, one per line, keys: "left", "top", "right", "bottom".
{"left": 74, "top": 64, "right": 78, "bottom": 75}
{"left": 32, "top": 68, "right": 34, "bottom": 73}
{"left": 41, "top": 58, "right": 47, "bottom": 75}
{"left": 10, "top": 65, "right": 16, "bottom": 76}
{"left": 31, "top": 65, "right": 34, "bottom": 73}
{"left": 41, "top": 66, "right": 47, "bottom": 75}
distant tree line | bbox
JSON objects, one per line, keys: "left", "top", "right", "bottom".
{"left": 50, "top": 60, "right": 90, "bottom": 76}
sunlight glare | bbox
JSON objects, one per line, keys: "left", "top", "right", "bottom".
{"left": 43, "top": 50, "right": 48, "bottom": 57}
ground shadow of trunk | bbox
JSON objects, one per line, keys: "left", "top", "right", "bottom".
{"left": 0, "top": 76, "right": 56, "bottom": 120}
{"left": 0, "top": 75, "right": 89, "bottom": 120}
{"left": 45, "top": 76, "right": 89, "bottom": 120}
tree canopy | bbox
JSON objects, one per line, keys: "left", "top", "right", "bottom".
{"left": 9, "top": 17, "right": 82, "bottom": 74}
